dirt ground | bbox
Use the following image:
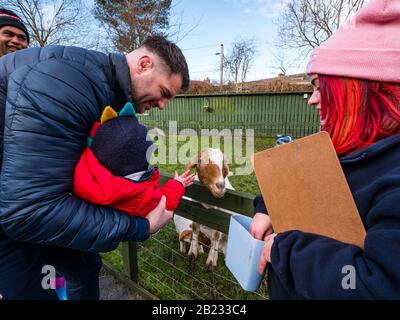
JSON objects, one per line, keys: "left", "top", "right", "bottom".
{"left": 99, "top": 267, "right": 144, "bottom": 300}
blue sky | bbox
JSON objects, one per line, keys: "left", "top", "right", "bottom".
{"left": 82, "top": 0, "right": 305, "bottom": 82}
{"left": 170, "top": 0, "right": 305, "bottom": 82}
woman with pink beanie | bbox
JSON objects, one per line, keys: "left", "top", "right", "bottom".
{"left": 251, "top": 0, "right": 400, "bottom": 299}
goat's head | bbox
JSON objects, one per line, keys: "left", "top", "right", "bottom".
{"left": 186, "top": 148, "right": 229, "bottom": 198}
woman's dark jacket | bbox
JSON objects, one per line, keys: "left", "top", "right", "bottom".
{"left": 254, "top": 135, "right": 400, "bottom": 299}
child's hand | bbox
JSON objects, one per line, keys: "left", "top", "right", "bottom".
{"left": 174, "top": 170, "right": 196, "bottom": 188}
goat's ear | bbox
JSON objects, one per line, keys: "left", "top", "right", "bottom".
{"left": 186, "top": 154, "right": 199, "bottom": 171}
{"left": 222, "top": 155, "right": 229, "bottom": 178}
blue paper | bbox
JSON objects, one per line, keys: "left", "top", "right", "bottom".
{"left": 225, "top": 215, "right": 265, "bottom": 292}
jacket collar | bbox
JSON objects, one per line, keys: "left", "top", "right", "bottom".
{"left": 340, "top": 134, "right": 400, "bottom": 163}
{"left": 109, "top": 53, "right": 133, "bottom": 111}
{"left": 125, "top": 167, "right": 157, "bottom": 182}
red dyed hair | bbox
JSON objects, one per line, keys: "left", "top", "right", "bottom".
{"left": 319, "top": 75, "right": 400, "bottom": 156}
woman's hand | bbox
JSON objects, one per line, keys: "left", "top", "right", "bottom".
{"left": 258, "top": 233, "right": 277, "bottom": 274}
{"left": 250, "top": 212, "right": 273, "bottom": 240}
{"left": 250, "top": 213, "right": 276, "bottom": 274}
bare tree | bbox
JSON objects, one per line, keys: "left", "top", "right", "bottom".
{"left": 276, "top": 0, "right": 367, "bottom": 54}
{"left": 271, "top": 50, "right": 290, "bottom": 76}
{"left": 94, "top": 0, "right": 173, "bottom": 53}
{"left": 0, "top": 0, "right": 93, "bottom": 47}
{"left": 269, "top": 48, "right": 308, "bottom": 77}
{"left": 224, "top": 38, "right": 256, "bottom": 92}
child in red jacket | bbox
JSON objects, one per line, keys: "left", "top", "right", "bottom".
{"left": 74, "top": 102, "right": 195, "bottom": 217}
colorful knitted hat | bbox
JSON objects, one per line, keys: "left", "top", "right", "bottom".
{"left": 90, "top": 102, "right": 154, "bottom": 177}
{"left": 0, "top": 8, "right": 29, "bottom": 43}
{"left": 307, "top": 0, "right": 400, "bottom": 82}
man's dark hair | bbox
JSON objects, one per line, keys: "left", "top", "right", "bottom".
{"left": 141, "top": 35, "right": 190, "bottom": 92}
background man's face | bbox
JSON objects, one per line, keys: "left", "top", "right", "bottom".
{"left": 0, "top": 26, "right": 28, "bottom": 54}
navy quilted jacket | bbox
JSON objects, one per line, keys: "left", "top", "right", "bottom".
{"left": 0, "top": 46, "right": 149, "bottom": 252}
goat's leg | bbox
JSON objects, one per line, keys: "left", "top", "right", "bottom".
{"left": 179, "top": 240, "right": 186, "bottom": 253}
{"left": 206, "top": 231, "right": 222, "bottom": 271}
{"left": 205, "top": 241, "right": 215, "bottom": 271}
{"left": 188, "top": 222, "right": 200, "bottom": 258}
{"left": 206, "top": 231, "right": 218, "bottom": 271}
{"left": 212, "top": 236, "right": 221, "bottom": 269}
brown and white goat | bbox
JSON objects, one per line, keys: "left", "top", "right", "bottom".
{"left": 173, "top": 148, "right": 234, "bottom": 270}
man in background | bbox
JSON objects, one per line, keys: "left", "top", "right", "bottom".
{"left": 0, "top": 8, "right": 29, "bottom": 57}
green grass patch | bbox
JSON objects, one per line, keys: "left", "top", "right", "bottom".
{"left": 152, "top": 135, "right": 274, "bottom": 195}
{"left": 103, "top": 220, "right": 269, "bottom": 300}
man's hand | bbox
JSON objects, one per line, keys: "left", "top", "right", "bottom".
{"left": 249, "top": 212, "right": 273, "bottom": 240}
{"left": 145, "top": 196, "right": 173, "bottom": 234}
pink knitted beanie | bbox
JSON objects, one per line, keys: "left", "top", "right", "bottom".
{"left": 307, "top": 0, "right": 400, "bottom": 82}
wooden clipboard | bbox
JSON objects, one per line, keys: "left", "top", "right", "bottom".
{"left": 252, "top": 131, "right": 366, "bottom": 248}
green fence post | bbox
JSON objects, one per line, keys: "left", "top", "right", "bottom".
{"left": 122, "top": 241, "right": 138, "bottom": 282}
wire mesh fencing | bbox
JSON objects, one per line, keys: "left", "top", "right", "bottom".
{"left": 102, "top": 219, "right": 268, "bottom": 300}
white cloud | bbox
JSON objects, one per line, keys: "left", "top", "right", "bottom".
{"left": 240, "top": 0, "right": 290, "bottom": 18}
{"left": 42, "top": 4, "right": 56, "bottom": 28}
{"left": 256, "top": 0, "right": 288, "bottom": 18}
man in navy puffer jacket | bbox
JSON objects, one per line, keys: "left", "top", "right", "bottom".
{"left": 0, "top": 35, "right": 189, "bottom": 300}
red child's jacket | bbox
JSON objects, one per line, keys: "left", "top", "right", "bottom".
{"left": 73, "top": 147, "right": 185, "bottom": 217}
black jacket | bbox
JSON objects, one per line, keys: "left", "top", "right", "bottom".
{"left": 0, "top": 46, "right": 149, "bottom": 253}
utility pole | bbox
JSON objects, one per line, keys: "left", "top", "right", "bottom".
{"left": 215, "top": 44, "right": 224, "bottom": 90}
{"left": 220, "top": 44, "right": 224, "bottom": 89}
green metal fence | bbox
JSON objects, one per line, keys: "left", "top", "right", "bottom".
{"left": 139, "top": 91, "right": 319, "bottom": 138}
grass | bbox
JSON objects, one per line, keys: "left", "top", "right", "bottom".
{"left": 101, "top": 135, "right": 275, "bottom": 300}
{"left": 152, "top": 135, "right": 274, "bottom": 195}
{"left": 102, "top": 222, "right": 269, "bottom": 300}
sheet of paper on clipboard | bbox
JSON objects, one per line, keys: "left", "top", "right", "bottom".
{"left": 252, "top": 131, "right": 366, "bottom": 248}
